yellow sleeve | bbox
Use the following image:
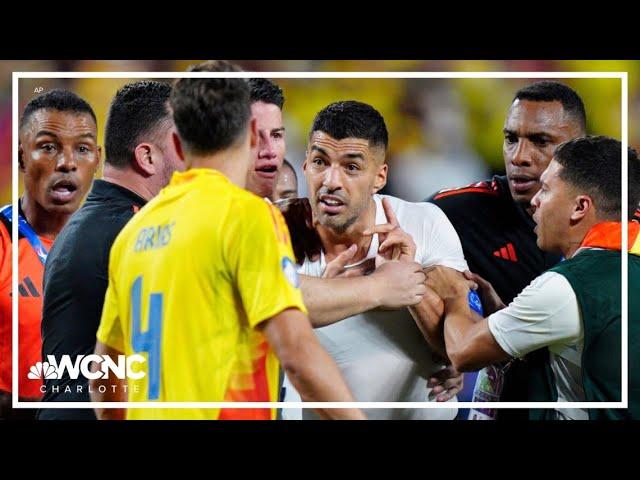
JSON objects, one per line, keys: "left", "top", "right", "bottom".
{"left": 226, "top": 198, "right": 307, "bottom": 329}
{"left": 96, "top": 238, "right": 126, "bottom": 353}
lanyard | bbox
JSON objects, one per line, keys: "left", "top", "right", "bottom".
{"left": 0, "top": 204, "right": 49, "bottom": 266}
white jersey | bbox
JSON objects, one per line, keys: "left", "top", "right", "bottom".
{"left": 487, "top": 269, "right": 585, "bottom": 420}
{"left": 282, "top": 194, "right": 468, "bottom": 420}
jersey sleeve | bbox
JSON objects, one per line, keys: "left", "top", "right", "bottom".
{"left": 487, "top": 271, "right": 582, "bottom": 358}
{"left": 96, "top": 238, "right": 125, "bottom": 353}
{"left": 225, "top": 198, "right": 307, "bottom": 329}
{"left": 0, "top": 217, "right": 9, "bottom": 289}
{"left": 421, "top": 203, "right": 468, "bottom": 272}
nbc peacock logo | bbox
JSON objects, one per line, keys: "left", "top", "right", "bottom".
{"left": 27, "top": 361, "right": 58, "bottom": 380}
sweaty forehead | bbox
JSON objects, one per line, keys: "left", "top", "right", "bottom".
{"left": 251, "top": 101, "right": 283, "bottom": 129}
{"left": 505, "top": 99, "right": 577, "bottom": 136}
{"left": 309, "top": 131, "right": 374, "bottom": 156}
{"left": 23, "top": 109, "right": 97, "bottom": 138}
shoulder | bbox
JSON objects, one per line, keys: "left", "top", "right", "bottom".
{"left": 427, "top": 177, "right": 504, "bottom": 203}
{"left": 515, "top": 271, "right": 576, "bottom": 310}
{"left": 377, "top": 193, "right": 447, "bottom": 224}
{"left": 377, "top": 194, "right": 458, "bottom": 240}
{"left": 0, "top": 205, "right": 10, "bottom": 243}
{"left": 232, "top": 190, "right": 280, "bottom": 228}
{"left": 58, "top": 202, "right": 134, "bottom": 254}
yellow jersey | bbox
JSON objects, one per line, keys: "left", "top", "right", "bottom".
{"left": 97, "top": 169, "right": 306, "bottom": 420}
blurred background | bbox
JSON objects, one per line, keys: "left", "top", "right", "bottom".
{"left": 1, "top": 59, "right": 633, "bottom": 204}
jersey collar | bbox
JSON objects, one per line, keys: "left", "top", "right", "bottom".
{"left": 579, "top": 221, "right": 640, "bottom": 253}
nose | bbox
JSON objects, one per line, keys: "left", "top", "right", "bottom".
{"left": 510, "top": 139, "right": 533, "bottom": 167}
{"left": 56, "top": 146, "right": 77, "bottom": 173}
{"left": 258, "top": 131, "right": 276, "bottom": 160}
{"left": 323, "top": 165, "right": 343, "bottom": 191}
{"left": 530, "top": 189, "right": 541, "bottom": 209}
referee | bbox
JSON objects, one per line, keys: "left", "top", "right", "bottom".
{"left": 38, "top": 81, "right": 183, "bottom": 420}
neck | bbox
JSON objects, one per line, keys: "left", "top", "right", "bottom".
{"left": 563, "top": 221, "right": 596, "bottom": 259}
{"left": 187, "top": 144, "right": 249, "bottom": 188}
{"left": 317, "top": 197, "right": 377, "bottom": 262}
{"left": 102, "top": 164, "right": 155, "bottom": 201}
{"left": 21, "top": 193, "right": 69, "bottom": 240}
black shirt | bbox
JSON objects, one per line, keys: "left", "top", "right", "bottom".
{"left": 426, "top": 175, "right": 561, "bottom": 416}
{"left": 427, "top": 175, "right": 561, "bottom": 304}
{"left": 38, "top": 180, "right": 146, "bottom": 420}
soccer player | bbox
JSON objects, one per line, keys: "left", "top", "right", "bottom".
{"left": 272, "top": 158, "right": 298, "bottom": 203}
{"left": 246, "top": 78, "right": 286, "bottom": 199}
{"left": 90, "top": 77, "right": 364, "bottom": 420}
{"left": 0, "top": 90, "right": 100, "bottom": 419}
{"left": 426, "top": 136, "right": 640, "bottom": 419}
{"left": 283, "top": 100, "right": 469, "bottom": 420}
{"left": 38, "top": 81, "right": 183, "bottom": 420}
{"left": 426, "top": 81, "right": 589, "bottom": 417}
{"left": 187, "top": 62, "right": 286, "bottom": 202}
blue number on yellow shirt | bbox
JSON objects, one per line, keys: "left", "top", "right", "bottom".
{"left": 131, "top": 275, "right": 163, "bottom": 400}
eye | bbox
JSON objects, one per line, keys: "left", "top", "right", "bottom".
{"left": 78, "top": 145, "right": 90, "bottom": 153}
{"left": 346, "top": 163, "right": 359, "bottom": 172}
{"left": 313, "top": 157, "right": 324, "bottom": 166}
{"left": 40, "top": 143, "right": 57, "bottom": 153}
{"left": 533, "top": 138, "right": 550, "bottom": 148}
{"left": 504, "top": 133, "right": 517, "bottom": 145}
{"left": 272, "top": 131, "right": 283, "bottom": 139}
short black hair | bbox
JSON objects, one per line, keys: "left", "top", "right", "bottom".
{"left": 170, "top": 78, "right": 251, "bottom": 156}
{"left": 282, "top": 158, "right": 298, "bottom": 182}
{"left": 187, "top": 60, "right": 243, "bottom": 72}
{"left": 553, "top": 135, "right": 640, "bottom": 220}
{"left": 310, "top": 100, "right": 388, "bottom": 150}
{"left": 104, "top": 81, "right": 173, "bottom": 168}
{"left": 248, "top": 78, "right": 284, "bottom": 109}
{"left": 514, "top": 81, "right": 587, "bottom": 133}
{"left": 20, "top": 89, "right": 96, "bottom": 132}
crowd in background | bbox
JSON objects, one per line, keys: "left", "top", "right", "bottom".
{"left": 1, "top": 59, "right": 635, "bottom": 204}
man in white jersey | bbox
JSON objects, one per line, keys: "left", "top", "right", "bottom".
{"left": 283, "top": 101, "right": 469, "bottom": 420}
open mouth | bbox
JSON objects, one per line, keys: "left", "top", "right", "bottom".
{"left": 50, "top": 179, "right": 78, "bottom": 204}
{"left": 318, "top": 194, "right": 346, "bottom": 214}
{"left": 255, "top": 165, "right": 278, "bottom": 179}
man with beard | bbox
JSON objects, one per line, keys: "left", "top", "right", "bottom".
{"left": 283, "top": 100, "right": 469, "bottom": 420}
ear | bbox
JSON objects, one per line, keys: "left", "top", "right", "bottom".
{"left": 95, "top": 146, "right": 103, "bottom": 175}
{"left": 133, "top": 143, "right": 155, "bottom": 177}
{"left": 570, "top": 194, "right": 593, "bottom": 223}
{"left": 172, "top": 132, "right": 185, "bottom": 163}
{"left": 249, "top": 117, "right": 258, "bottom": 149}
{"left": 372, "top": 163, "right": 388, "bottom": 194}
{"left": 18, "top": 143, "right": 25, "bottom": 172}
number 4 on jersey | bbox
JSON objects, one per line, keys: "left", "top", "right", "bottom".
{"left": 130, "top": 276, "right": 163, "bottom": 400}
